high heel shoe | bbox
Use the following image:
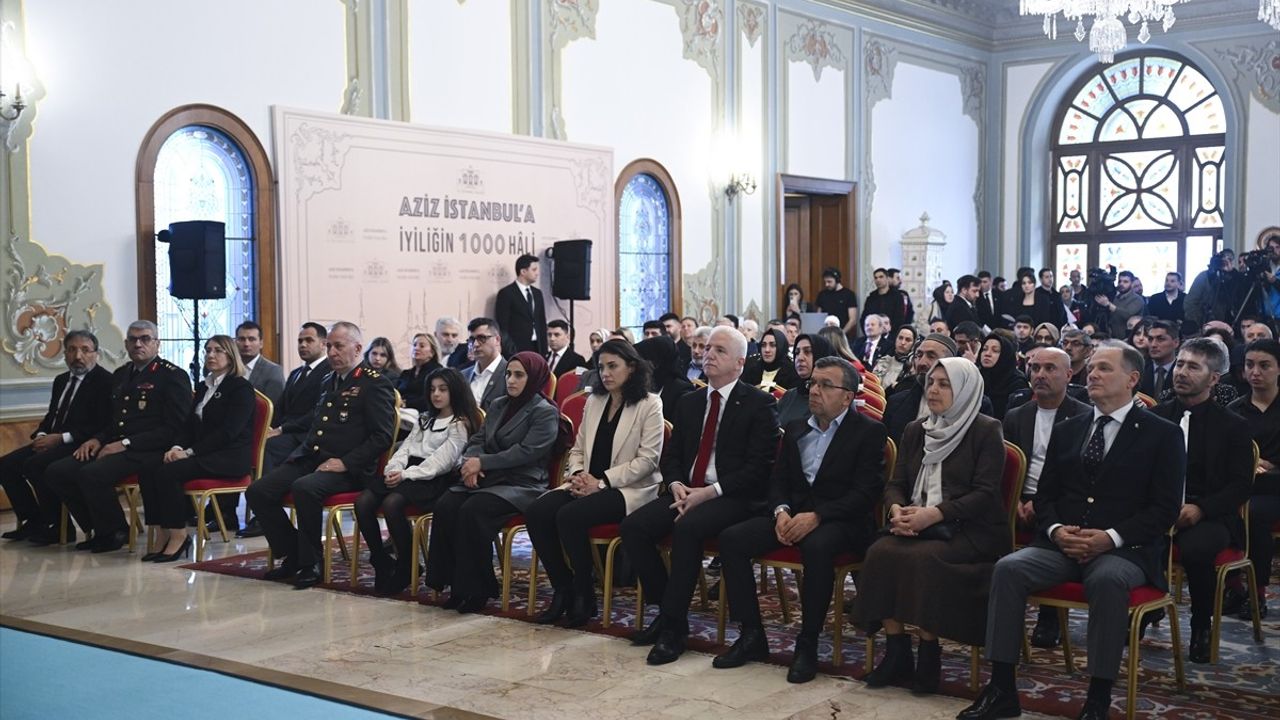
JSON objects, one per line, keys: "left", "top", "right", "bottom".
{"left": 151, "top": 536, "right": 192, "bottom": 563}
{"left": 534, "top": 588, "right": 572, "bottom": 624}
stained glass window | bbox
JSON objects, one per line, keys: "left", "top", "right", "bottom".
{"left": 153, "top": 126, "right": 256, "bottom": 351}
{"left": 1051, "top": 52, "right": 1226, "bottom": 281}
{"left": 618, "top": 173, "right": 673, "bottom": 335}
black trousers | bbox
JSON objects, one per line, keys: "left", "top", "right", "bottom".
{"left": 525, "top": 488, "right": 626, "bottom": 598}
{"left": 245, "top": 458, "right": 360, "bottom": 568}
{"left": 44, "top": 451, "right": 163, "bottom": 537}
{"left": 1247, "top": 494, "right": 1280, "bottom": 597}
{"left": 422, "top": 489, "right": 519, "bottom": 600}
{"left": 262, "top": 432, "right": 302, "bottom": 474}
{"left": 719, "top": 516, "right": 867, "bottom": 640}
{"left": 619, "top": 493, "right": 754, "bottom": 634}
{"left": 354, "top": 478, "right": 449, "bottom": 570}
{"left": 0, "top": 443, "right": 76, "bottom": 528}
{"left": 138, "top": 456, "right": 242, "bottom": 530}
{"left": 1173, "top": 518, "right": 1232, "bottom": 628}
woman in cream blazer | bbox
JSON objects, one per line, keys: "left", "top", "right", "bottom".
{"left": 525, "top": 339, "right": 665, "bottom": 627}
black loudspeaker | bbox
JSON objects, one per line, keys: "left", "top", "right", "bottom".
{"left": 550, "top": 239, "right": 592, "bottom": 300}
{"left": 158, "top": 221, "right": 226, "bottom": 299}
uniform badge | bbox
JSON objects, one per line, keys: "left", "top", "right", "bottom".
{"left": 339, "top": 410, "right": 350, "bottom": 423}
{"left": 138, "top": 400, "right": 147, "bottom": 410}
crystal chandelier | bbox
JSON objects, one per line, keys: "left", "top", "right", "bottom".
{"left": 1019, "top": 1, "right": 1188, "bottom": 63}
{"left": 1262, "top": 0, "right": 1280, "bottom": 30}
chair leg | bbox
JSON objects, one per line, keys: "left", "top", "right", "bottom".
{"left": 349, "top": 513, "right": 363, "bottom": 589}
{"left": 716, "top": 573, "right": 727, "bottom": 645}
{"left": 333, "top": 509, "right": 350, "bottom": 562}
{"left": 759, "top": 563, "right": 769, "bottom": 593}
{"left": 1021, "top": 629, "right": 1032, "bottom": 664}
{"left": 601, "top": 539, "right": 618, "bottom": 628}
{"left": 124, "top": 487, "right": 140, "bottom": 552}
{"left": 208, "top": 495, "right": 232, "bottom": 543}
{"left": 190, "top": 495, "right": 206, "bottom": 560}
{"left": 970, "top": 646, "right": 980, "bottom": 692}
{"left": 775, "top": 566, "right": 792, "bottom": 624}
{"left": 635, "top": 580, "right": 645, "bottom": 631}
{"left": 865, "top": 633, "right": 876, "bottom": 674}
{"left": 1244, "top": 565, "right": 1263, "bottom": 642}
{"left": 500, "top": 529, "right": 516, "bottom": 612}
{"left": 1167, "top": 602, "right": 1185, "bottom": 692}
{"left": 1125, "top": 611, "right": 1142, "bottom": 720}
{"left": 527, "top": 546, "right": 539, "bottom": 616}
{"left": 1058, "top": 607, "right": 1075, "bottom": 673}
{"left": 322, "top": 509, "right": 335, "bottom": 584}
{"left": 831, "top": 569, "right": 846, "bottom": 668}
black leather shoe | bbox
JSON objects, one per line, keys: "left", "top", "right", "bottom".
{"left": 631, "top": 615, "right": 666, "bottom": 646}
{"left": 535, "top": 588, "right": 572, "bottom": 624}
{"left": 371, "top": 554, "right": 396, "bottom": 595}
{"left": 152, "top": 536, "right": 192, "bottom": 563}
{"left": 1221, "top": 586, "right": 1248, "bottom": 617}
{"left": 141, "top": 550, "right": 165, "bottom": 562}
{"left": 956, "top": 681, "right": 1022, "bottom": 720}
{"left": 263, "top": 560, "right": 299, "bottom": 581}
{"left": 292, "top": 565, "right": 322, "bottom": 589}
{"left": 206, "top": 519, "right": 238, "bottom": 535}
{"left": 385, "top": 565, "right": 412, "bottom": 596}
{"left": 1137, "top": 608, "right": 1165, "bottom": 641}
{"left": 90, "top": 529, "right": 128, "bottom": 553}
{"left": 564, "top": 593, "right": 598, "bottom": 628}
{"left": 864, "top": 633, "right": 914, "bottom": 688}
{"left": 1030, "top": 609, "right": 1061, "bottom": 649}
{"left": 236, "top": 518, "right": 264, "bottom": 539}
{"left": 441, "top": 593, "right": 464, "bottom": 610}
{"left": 457, "top": 596, "right": 488, "bottom": 614}
{"left": 646, "top": 630, "right": 686, "bottom": 665}
{"left": 712, "top": 625, "right": 769, "bottom": 669}
{"left": 787, "top": 637, "right": 819, "bottom": 684}
{"left": 1076, "top": 699, "right": 1110, "bottom": 720}
{"left": 1188, "top": 626, "right": 1212, "bottom": 664}
{"left": 28, "top": 526, "right": 66, "bottom": 546}
{"left": 2, "top": 522, "right": 34, "bottom": 540}
{"left": 912, "top": 639, "right": 941, "bottom": 695}
{"left": 1237, "top": 596, "right": 1268, "bottom": 621}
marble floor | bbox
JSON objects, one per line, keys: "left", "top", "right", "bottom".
{"left": 0, "top": 512, "right": 1061, "bottom": 720}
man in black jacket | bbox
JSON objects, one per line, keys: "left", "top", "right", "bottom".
{"left": 620, "top": 326, "right": 780, "bottom": 665}
{"left": 44, "top": 321, "right": 192, "bottom": 553}
{"left": 1150, "top": 337, "right": 1253, "bottom": 662}
{"left": 863, "top": 268, "right": 906, "bottom": 332}
{"left": 1146, "top": 271, "right": 1187, "bottom": 332}
{"left": 964, "top": 341, "right": 1184, "bottom": 720}
{"left": 713, "top": 357, "right": 885, "bottom": 683}
{"left": 493, "top": 254, "right": 547, "bottom": 355}
{"left": 2, "top": 330, "right": 113, "bottom": 543}
{"left": 545, "top": 319, "right": 585, "bottom": 377}
{"left": 246, "top": 322, "right": 396, "bottom": 589}
{"left": 946, "top": 275, "right": 982, "bottom": 331}
{"left": 1001, "top": 346, "right": 1092, "bottom": 648}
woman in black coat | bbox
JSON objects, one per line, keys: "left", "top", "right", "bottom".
{"left": 139, "top": 335, "right": 255, "bottom": 562}
{"left": 977, "top": 333, "right": 1029, "bottom": 419}
{"left": 742, "top": 328, "right": 801, "bottom": 390}
{"left": 634, "top": 335, "right": 695, "bottom": 423}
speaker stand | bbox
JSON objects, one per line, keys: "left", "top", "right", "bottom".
{"left": 188, "top": 297, "right": 203, "bottom": 384}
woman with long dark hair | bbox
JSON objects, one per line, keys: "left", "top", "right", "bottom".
{"left": 742, "top": 328, "right": 800, "bottom": 390}
{"left": 1003, "top": 274, "right": 1058, "bottom": 329}
{"left": 526, "top": 339, "right": 664, "bottom": 626}
{"left": 365, "top": 337, "right": 402, "bottom": 381}
{"left": 356, "top": 367, "right": 480, "bottom": 595}
{"left": 634, "top": 335, "right": 695, "bottom": 422}
{"left": 424, "top": 352, "right": 560, "bottom": 612}
{"left": 782, "top": 283, "right": 815, "bottom": 319}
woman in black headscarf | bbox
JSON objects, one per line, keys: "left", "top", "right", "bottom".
{"left": 776, "top": 332, "right": 837, "bottom": 426}
{"left": 742, "top": 328, "right": 801, "bottom": 391}
{"left": 634, "top": 335, "right": 694, "bottom": 423}
{"left": 977, "top": 333, "right": 1028, "bottom": 419}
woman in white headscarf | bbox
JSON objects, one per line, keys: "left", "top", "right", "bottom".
{"left": 853, "top": 357, "right": 1010, "bottom": 695}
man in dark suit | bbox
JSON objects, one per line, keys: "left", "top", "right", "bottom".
{"left": 660, "top": 312, "right": 692, "bottom": 373}
{"left": 493, "top": 254, "right": 547, "bottom": 355}
{"left": 1146, "top": 271, "right": 1187, "bottom": 332}
{"left": 854, "top": 314, "right": 889, "bottom": 366}
{"left": 240, "top": 322, "right": 331, "bottom": 538}
{"left": 1137, "top": 319, "right": 1180, "bottom": 400}
{"left": 713, "top": 356, "right": 885, "bottom": 682}
{"left": 246, "top": 321, "right": 396, "bottom": 589}
{"left": 964, "top": 341, "right": 1184, "bottom": 720}
{"left": 946, "top": 275, "right": 983, "bottom": 331}
{"left": 620, "top": 326, "right": 780, "bottom": 665}
{"left": 1150, "top": 337, "right": 1253, "bottom": 663}
{"left": 44, "top": 320, "right": 192, "bottom": 553}
{"left": 546, "top": 319, "right": 585, "bottom": 378}
{"left": 976, "top": 271, "right": 1000, "bottom": 329}
{"left": 463, "top": 317, "right": 508, "bottom": 411}
{"left": 2, "top": 330, "right": 113, "bottom": 543}
{"left": 1001, "top": 345, "right": 1092, "bottom": 648}
{"left": 235, "top": 320, "right": 285, "bottom": 405}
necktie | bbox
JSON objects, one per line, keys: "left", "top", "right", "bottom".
{"left": 689, "top": 390, "right": 722, "bottom": 488}
{"left": 525, "top": 287, "right": 534, "bottom": 313}
{"left": 1154, "top": 367, "right": 1166, "bottom": 396}
{"left": 292, "top": 365, "right": 310, "bottom": 389}
{"left": 54, "top": 376, "right": 79, "bottom": 430}
{"left": 1082, "top": 415, "right": 1113, "bottom": 473}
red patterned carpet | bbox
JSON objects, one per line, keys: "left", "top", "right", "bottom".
{"left": 184, "top": 537, "right": 1280, "bottom": 720}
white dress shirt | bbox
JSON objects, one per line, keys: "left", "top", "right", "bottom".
{"left": 469, "top": 355, "right": 503, "bottom": 403}
{"left": 672, "top": 380, "right": 736, "bottom": 496}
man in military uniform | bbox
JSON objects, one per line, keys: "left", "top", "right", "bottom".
{"left": 246, "top": 321, "right": 396, "bottom": 589}
{"left": 45, "top": 321, "right": 192, "bottom": 553}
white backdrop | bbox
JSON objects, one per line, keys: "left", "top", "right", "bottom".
{"left": 272, "top": 108, "right": 615, "bottom": 369}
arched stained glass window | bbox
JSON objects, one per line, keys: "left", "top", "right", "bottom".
{"left": 616, "top": 160, "right": 682, "bottom": 334}
{"left": 152, "top": 126, "right": 256, "bottom": 348}
{"left": 1051, "top": 52, "right": 1226, "bottom": 286}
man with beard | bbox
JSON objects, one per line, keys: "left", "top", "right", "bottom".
{"left": 882, "top": 333, "right": 993, "bottom": 444}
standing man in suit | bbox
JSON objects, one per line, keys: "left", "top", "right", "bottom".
{"left": 976, "top": 271, "right": 1000, "bottom": 330}
{"left": 659, "top": 312, "right": 691, "bottom": 373}
{"left": 235, "top": 321, "right": 284, "bottom": 405}
{"left": 240, "top": 322, "right": 331, "bottom": 538}
{"left": 494, "top": 254, "right": 547, "bottom": 355}
{"left": 620, "top": 326, "right": 780, "bottom": 665}
{"left": 437, "top": 316, "right": 469, "bottom": 369}
{"left": 946, "top": 275, "right": 983, "bottom": 332}
{"left": 1001, "top": 345, "right": 1092, "bottom": 648}
{"left": 714, "top": 357, "right": 885, "bottom": 682}
{"left": 963, "top": 341, "right": 1184, "bottom": 720}
{"left": 1138, "top": 319, "right": 1180, "bottom": 401}
{"left": 464, "top": 317, "right": 509, "bottom": 411}
{"left": 1150, "top": 337, "right": 1253, "bottom": 662}
{"left": 546, "top": 319, "right": 585, "bottom": 377}
{"left": 2, "top": 330, "right": 113, "bottom": 543}
{"left": 44, "top": 321, "right": 192, "bottom": 553}
{"left": 246, "top": 321, "right": 396, "bottom": 589}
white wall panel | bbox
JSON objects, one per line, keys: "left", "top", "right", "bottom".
{"left": 739, "top": 34, "right": 766, "bottom": 315}
{"left": 1002, "top": 61, "right": 1054, "bottom": 273}
{"left": 1245, "top": 96, "right": 1280, "bottom": 241}
{"left": 406, "top": 0, "right": 512, "bottom": 133}
{"left": 785, "top": 62, "right": 845, "bottom": 180}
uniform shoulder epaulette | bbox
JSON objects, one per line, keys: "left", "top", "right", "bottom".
{"left": 157, "top": 359, "right": 183, "bottom": 371}
{"left": 366, "top": 369, "right": 381, "bottom": 378}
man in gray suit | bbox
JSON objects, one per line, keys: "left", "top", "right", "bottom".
{"left": 464, "top": 317, "right": 508, "bottom": 411}
{"left": 236, "top": 321, "right": 284, "bottom": 405}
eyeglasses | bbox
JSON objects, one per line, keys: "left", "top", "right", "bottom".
{"left": 468, "top": 334, "right": 493, "bottom": 345}
{"left": 805, "top": 379, "right": 856, "bottom": 393}
{"left": 125, "top": 335, "right": 155, "bottom": 345}
{"left": 1061, "top": 339, "right": 1086, "bottom": 349}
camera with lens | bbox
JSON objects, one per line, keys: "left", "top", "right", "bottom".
{"left": 1238, "top": 249, "right": 1272, "bottom": 279}
{"left": 1085, "top": 266, "right": 1117, "bottom": 302}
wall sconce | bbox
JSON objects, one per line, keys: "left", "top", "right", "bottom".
{"left": 725, "top": 172, "right": 757, "bottom": 200}
{"left": 0, "top": 86, "right": 25, "bottom": 121}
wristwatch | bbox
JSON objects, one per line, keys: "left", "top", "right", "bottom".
{"left": 597, "top": 479, "right": 607, "bottom": 491}
{"left": 120, "top": 438, "right": 131, "bottom": 448}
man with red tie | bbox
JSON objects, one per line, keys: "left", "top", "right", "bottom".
{"left": 620, "top": 326, "right": 780, "bottom": 665}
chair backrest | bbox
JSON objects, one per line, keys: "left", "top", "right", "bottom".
{"left": 554, "top": 369, "right": 586, "bottom": 405}
{"left": 1135, "top": 392, "right": 1156, "bottom": 408}
{"left": 543, "top": 372, "right": 557, "bottom": 400}
{"left": 858, "top": 390, "right": 886, "bottom": 413}
{"left": 560, "top": 390, "right": 589, "bottom": 432}
{"left": 855, "top": 401, "right": 883, "bottom": 422}
{"left": 1241, "top": 441, "right": 1259, "bottom": 555}
{"left": 1001, "top": 440, "right": 1027, "bottom": 547}
{"left": 875, "top": 438, "right": 898, "bottom": 529}
{"left": 375, "top": 390, "right": 403, "bottom": 477}
{"left": 691, "top": 378, "right": 707, "bottom": 389}
{"left": 763, "top": 385, "right": 785, "bottom": 399}
{"left": 546, "top": 411, "right": 574, "bottom": 488}
{"left": 249, "top": 390, "right": 275, "bottom": 481}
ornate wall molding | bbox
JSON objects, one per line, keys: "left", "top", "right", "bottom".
{"left": 544, "top": 0, "right": 599, "bottom": 140}
{"left": 290, "top": 123, "right": 353, "bottom": 202}
{"left": 958, "top": 63, "right": 985, "bottom": 124}
{"left": 738, "top": 2, "right": 764, "bottom": 48}
{"left": 864, "top": 37, "right": 898, "bottom": 105}
{"left": 785, "top": 18, "right": 846, "bottom": 82}
{"left": 660, "top": 0, "right": 724, "bottom": 88}
{"left": 682, "top": 258, "right": 723, "bottom": 323}
{"left": 341, "top": 0, "right": 373, "bottom": 116}
{"left": 1210, "top": 38, "right": 1280, "bottom": 114}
